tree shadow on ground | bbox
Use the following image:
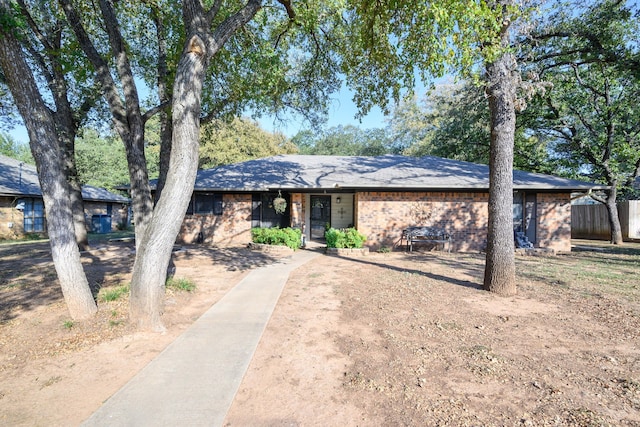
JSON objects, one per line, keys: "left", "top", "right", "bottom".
{"left": 330, "top": 250, "right": 485, "bottom": 290}
{"left": 0, "top": 240, "right": 284, "bottom": 324}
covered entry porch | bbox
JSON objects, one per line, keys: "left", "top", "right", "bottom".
{"left": 303, "top": 193, "right": 355, "bottom": 241}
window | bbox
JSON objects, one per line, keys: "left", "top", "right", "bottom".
{"left": 186, "top": 193, "right": 223, "bottom": 215}
{"left": 513, "top": 191, "right": 524, "bottom": 232}
{"left": 23, "top": 198, "right": 45, "bottom": 232}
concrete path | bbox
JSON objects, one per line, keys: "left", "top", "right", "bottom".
{"left": 82, "top": 249, "right": 320, "bottom": 427}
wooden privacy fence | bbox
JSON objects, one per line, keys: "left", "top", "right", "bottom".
{"left": 572, "top": 200, "right": 640, "bottom": 240}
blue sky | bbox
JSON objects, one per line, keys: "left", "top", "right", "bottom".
{"left": 8, "top": 86, "right": 393, "bottom": 144}
{"left": 8, "top": 80, "right": 429, "bottom": 144}
{"left": 258, "top": 78, "right": 432, "bottom": 137}
{"left": 258, "top": 90, "right": 389, "bottom": 138}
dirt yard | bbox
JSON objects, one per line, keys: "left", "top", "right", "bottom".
{"left": 1, "top": 238, "right": 639, "bottom": 426}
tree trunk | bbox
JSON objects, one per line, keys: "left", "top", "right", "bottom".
{"left": 155, "top": 113, "right": 173, "bottom": 202}
{"left": 62, "top": 138, "right": 89, "bottom": 250}
{"left": 128, "top": 0, "right": 262, "bottom": 330}
{"left": 483, "top": 27, "right": 517, "bottom": 296}
{"left": 604, "top": 188, "right": 623, "bottom": 244}
{"left": 124, "top": 134, "right": 154, "bottom": 250}
{"left": 129, "top": 36, "right": 206, "bottom": 331}
{"left": 69, "top": 178, "right": 90, "bottom": 250}
{"left": 0, "top": 14, "right": 97, "bottom": 319}
{"left": 152, "top": 6, "right": 172, "bottom": 203}
{"left": 59, "top": 120, "right": 89, "bottom": 250}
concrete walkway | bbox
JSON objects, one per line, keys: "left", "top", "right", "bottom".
{"left": 82, "top": 249, "right": 320, "bottom": 427}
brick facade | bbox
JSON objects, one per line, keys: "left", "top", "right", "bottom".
{"left": 0, "top": 197, "right": 25, "bottom": 239}
{"left": 83, "top": 202, "right": 129, "bottom": 232}
{"left": 0, "top": 196, "right": 128, "bottom": 239}
{"left": 290, "top": 193, "right": 304, "bottom": 229}
{"left": 178, "top": 194, "right": 253, "bottom": 245}
{"left": 174, "top": 190, "right": 573, "bottom": 252}
{"left": 356, "top": 191, "right": 490, "bottom": 251}
{"left": 536, "top": 192, "right": 572, "bottom": 252}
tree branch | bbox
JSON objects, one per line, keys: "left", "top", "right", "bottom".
{"left": 142, "top": 100, "right": 170, "bottom": 124}
{"left": 58, "top": 0, "right": 128, "bottom": 127}
{"left": 208, "top": 0, "right": 262, "bottom": 57}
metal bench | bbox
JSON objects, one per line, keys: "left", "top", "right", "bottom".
{"left": 402, "top": 226, "right": 452, "bottom": 252}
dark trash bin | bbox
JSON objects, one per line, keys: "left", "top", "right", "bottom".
{"left": 92, "top": 214, "right": 112, "bottom": 234}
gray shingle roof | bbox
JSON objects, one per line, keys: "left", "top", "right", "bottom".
{"left": 191, "top": 154, "right": 607, "bottom": 192}
{"left": 0, "top": 154, "right": 129, "bottom": 203}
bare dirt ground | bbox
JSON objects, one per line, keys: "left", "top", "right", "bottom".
{"left": 1, "top": 238, "right": 639, "bottom": 426}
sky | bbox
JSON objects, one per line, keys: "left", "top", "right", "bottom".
{"left": 8, "top": 85, "right": 393, "bottom": 144}
{"left": 258, "top": 84, "right": 390, "bottom": 138}
{"left": 7, "top": 79, "right": 431, "bottom": 144}
{"left": 258, "top": 78, "right": 433, "bottom": 138}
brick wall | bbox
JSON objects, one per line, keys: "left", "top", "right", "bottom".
{"left": 536, "top": 192, "right": 572, "bottom": 252}
{"left": 177, "top": 194, "right": 253, "bottom": 245}
{"left": 356, "top": 191, "right": 490, "bottom": 251}
{"left": 0, "top": 197, "right": 25, "bottom": 239}
{"left": 1, "top": 197, "right": 129, "bottom": 239}
{"left": 173, "top": 190, "right": 574, "bottom": 252}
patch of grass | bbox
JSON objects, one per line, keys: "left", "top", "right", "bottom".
{"left": 99, "top": 284, "right": 130, "bottom": 302}
{"left": 166, "top": 277, "right": 196, "bottom": 292}
{"left": 377, "top": 246, "right": 391, "bottom": 253}
{"left": 4, "top": 281, "right": 27, "bottom": 290}
{"left": 517, "top": 247, "right": 640, "bottom": 298}
{"left": 62, "top": 320, "right": 74, "bottom": 329}
{"left": 109, "top": 319, "right": 124, "bottom": 327}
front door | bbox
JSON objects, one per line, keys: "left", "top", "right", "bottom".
{"left": 310, "top": 195, "right": 331, "bottom": 239}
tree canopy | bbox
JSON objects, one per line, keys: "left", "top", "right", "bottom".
{"left": 292, "top": 124, "right": 394, "bottom": 156}
{"left": 0, "top": 132, "right": 33, "bottom": 163}
{"left": 522, "top": 0, "right": 640, "bottom": 243}
{"left": 199, "top": 117, "right": 296, "bottom": 168}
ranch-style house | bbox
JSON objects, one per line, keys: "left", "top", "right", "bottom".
{"left": 172, "top": 154, "right": 606, "bottom": 252}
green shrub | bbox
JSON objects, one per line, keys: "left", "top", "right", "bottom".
{"left": 325, "top": 227, "right": 367, "bottom": 248}
{"left": 251, "top": 227, "right": 302, "bottom": 250}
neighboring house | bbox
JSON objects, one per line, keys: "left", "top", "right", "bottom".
{"left": 0, "top": 154, "right": 130, "bottom": 239}
{"left": 171, "top": 154, "right": 607, "bottom": 253}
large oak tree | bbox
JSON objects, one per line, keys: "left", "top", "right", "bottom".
{"left": 524, "top": 0, "right": 640, "bottom": 244}
{"left": 2, "top": 0, "right": 343, "bottom": 329}
{"left": 0, "top": 1, "right": 97, "bottom": 319}
{"left": 342, "top": 0, "right": 524, "bottom": 295}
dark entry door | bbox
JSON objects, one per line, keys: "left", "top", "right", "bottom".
{"left": 310, "top": 195, "right": 331, "bottom": 239}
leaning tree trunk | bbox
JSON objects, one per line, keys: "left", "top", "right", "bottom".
{"left": 69, "top": 179, "right": 89, "bottom": 250}
{"left": 483, "top": 28, "right": 517, "bottom": 296}
{"left": 129, "top": 0, "right": 262, "bottom": 330}
{"left": 0, "top": 16, "right": 97, "bottom": 319}
{"left": 62, "top": 138, "right": 90, "bottom": 250}
{"left": 152, "top": 5, "right": 173, "bottom": 203}
{"left": 604, "top": 187, "right": 623, "bottom": 244}
{"left": 129, "top": 36, "right": 206, "bottom": 331}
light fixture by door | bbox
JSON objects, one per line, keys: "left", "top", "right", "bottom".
{"left": 336, "top": 197, "right": 341, "bottom": 204}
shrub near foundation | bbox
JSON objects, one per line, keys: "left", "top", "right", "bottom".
{"left": 325, "top": 227, "right": 367, "bottom": 248}
{"left": 251, "top": 227, "right": 302, "bottom": 250}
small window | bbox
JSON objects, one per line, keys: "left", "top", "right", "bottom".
{"left": 23, "top": 198, "right": 46, "bottom": 232}
{"left": 186, "top": 193, "right": 223, "bottom": 215}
